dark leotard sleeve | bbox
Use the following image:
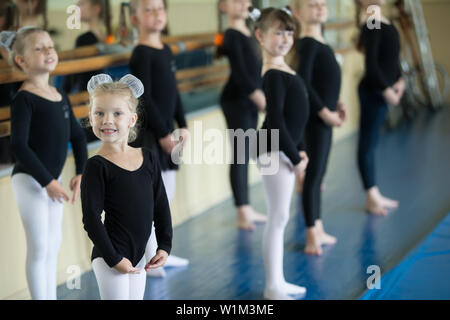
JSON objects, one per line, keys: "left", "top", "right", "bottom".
{"left": 129, "top": 47, "right": 171, "bottom": 139}
{"left": 297, "top": 38, "right": 326, "bottom": 114}
{"left": 224, "top": 31, "right": 259, "bottom": 96}
{"left": 361, "top": 27, "right": 390, "bottom": 91}
{"left": 10, "top": 93, "right": 53, "bottom": 187}
{"left": 81, "top": 158, "right": 123, "bottom": 268}
{"left": 264, "top": 71, "right": 302, "bottom": 166}
{"left": 174, "top": 89, "right": 187, "bottom": 129}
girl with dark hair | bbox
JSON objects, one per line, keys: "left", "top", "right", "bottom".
{"left": 253, "top": 6, "right": 309, "bottom": 300}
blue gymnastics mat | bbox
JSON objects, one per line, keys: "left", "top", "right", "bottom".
{"left": 361, "top": 212, "right": 450, "bottom": 300}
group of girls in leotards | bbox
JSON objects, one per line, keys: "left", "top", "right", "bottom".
{"left": 1, "top": 0, "right": 403, "bottom": 300}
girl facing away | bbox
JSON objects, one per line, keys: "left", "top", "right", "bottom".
{"left": 2, "top": 27, "right": 88, "bottom": 299}
{"left": 252, "top": 7, "right": 309, "bottom": 300}
{"left": 81, "top": 74, "right": 173, "bottom": 300}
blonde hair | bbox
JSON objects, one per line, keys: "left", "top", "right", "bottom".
{"left": 8, "top": 27, "right": 47, "bottom": 71}
{"left": 88, "top": 82, "right": 141, "bottom": 143}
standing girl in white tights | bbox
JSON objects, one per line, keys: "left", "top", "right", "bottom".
{"left": 3, "top": 27, "right": 88, "bottom": 300}
{"left": 252, "top": 7, "right": 309, "bottom": 300}
{"left": 81, "top": 74, "right": 173, "bottom": 300}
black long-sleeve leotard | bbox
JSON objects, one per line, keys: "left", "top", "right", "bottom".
{"left": 10, "top": 89, "right": 87, "bottom": 187}
{"left": 258, "top": 69, "right": 310, "bottom": 166}
{"left": 220, "top": 29, "right": 262, "bottom": 104}
{"left": 129, "top": 44, "right": 187, "bottom": 170}
{"left": 359, "top": 22, "right": 402, "bottom": 91}
{"left": 81, "top": 147, "right": 173, "bottom": 268}
{"left": 296, "top": 37, "right": 341, "bottom": 115}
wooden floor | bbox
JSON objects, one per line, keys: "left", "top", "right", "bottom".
{"left": 58, "top": 106, "right": 450, "bottom": 300}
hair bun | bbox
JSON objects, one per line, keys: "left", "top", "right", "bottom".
{"left": 87, "top": 74, "right": 114, "bottom": 94}
{"left": 248, "top": 6, "right": 261, "bottom": 22}
{"left": 0, "top": 31, "right": 17, "bottom": 51}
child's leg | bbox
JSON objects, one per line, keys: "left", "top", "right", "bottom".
{"left": 144, "top": 224, "right": 166, "bottom": 277}
{"left": 92, "top": 257, "right": 130, "bottom": 300}
{"left": 160, "top": 170, "right": 189, "bottom": 267}
{"left": 161, "top": 170, "right": 176, "bottom": 203}
{"left": 11, "top": 173, "right": 50, "bottom": 300}
{"left": 259, "top": 153, "right": 306, "bottom": 300}
{"left": 128, "top": 256, "right": 147, "bottom": 300}
{"left": 46, "top": 188, "right": 64, "bottom": 300}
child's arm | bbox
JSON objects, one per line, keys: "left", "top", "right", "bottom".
{"left": 67, "top": 95, "right": 88, "bottom": 204}
{"left": 264, "top": 72, "right": 302, "bottom": 167}
{"left": 225, "top": 31, "right": 261, "bottom": 100}
{"left": 297, "top": 38, "right": 326, "bottom": 114}
{"left": 81, "top": 159, "right": 123, "bottom": 268}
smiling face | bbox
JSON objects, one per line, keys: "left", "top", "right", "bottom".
{"left": 15, "top": 31, "right": 58, "bottom": 73}
{"left": 89, "top": 92, "right": 138, "bottom": 144}
{"left": 132, "top": 0, "right": 167, "bottom": 33}
{"left": 257, "top": 22, "right": 295, "bottom": 58}
{"left": 296, "top": 0, "right": 329, "bottom": 25}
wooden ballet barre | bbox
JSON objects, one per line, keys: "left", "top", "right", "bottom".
{"left": 176, "top": 64, "right": 229, "bottom": 82}
{"left": 324, "top": 20, "right": 355, "bottom": 31}
{"left": 0, "top": 121, "right": 10, "bottom": 138}
{"left": 0, "top": 38, "right": 216, "bottom": 85}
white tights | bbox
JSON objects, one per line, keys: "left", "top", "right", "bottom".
{"left": 11, "top": 173, "right": 64, "bottom": 300}
{"left": 92, "top": 256, "right": 146, "bottom": 300}
{"left": 258, "top": 152, "right": 306, "bottom": 300}
{"left": 145, "top": 170, "right": 188, "bottom": 269}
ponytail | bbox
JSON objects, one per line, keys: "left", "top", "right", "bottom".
{"left": 214, "top": 0, "right": 225, "bottom": 59}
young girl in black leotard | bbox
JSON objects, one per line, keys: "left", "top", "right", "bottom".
{"left": 128, "top": 0, "right": 190, "bottom": 277}
{"left": 252, "top": 6, "right": 309, "bottom": 300}
{"left": 2, "top": 27, "right": 87, "bottom": 299}
{"left": 355, "top": 0, "right": 404, "bottom": 215}
{"left": 217, "top": 0, "right": 267, "bottom": 231}
{"left": 291, "top": 0, "right": 347, "bottom": 255}
{"left": 81, "top": 74, "right": 172, "bottom": 300}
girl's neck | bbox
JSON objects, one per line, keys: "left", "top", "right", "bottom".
{"left": 98, "top": 141, "right": 130, "bottom": 156}
{"left": 300, "top": 23, "right": 325, "bottom": 43}
{"left": 227, "top": 18, "right": 249, "bottom": 36}
{"left": 137, "top": 30, "right": 163, "bottom": 48}
{"left": 25, "top": 73, "right": 51, "bottom": 89}
{"left": 262, "top": 52, "right": 294, "bottom": 75}
{"left": 87, "top": 18, "right": 105, "bottom": 41}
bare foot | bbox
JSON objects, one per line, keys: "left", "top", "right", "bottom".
{"left": 365, "top": 197, "right": 388, "bottom": 216}
{"left": 238, "top": 205, "right": 256, "bottom": 231}
{"left": 379, "top": 195, "right": 399, "bottom": 209}
{"left": 250, "top": 210, "right": 267, "bottom": 224}
{"left": 304, "top": 227, "right": 322, "bottom": 255}
{"left": 315, "top": 220, "right": 337, "bottom": 245}
{"left": 237, "top": 206, "right": 267, "bottom": 230}
{"left": 366, "top": 187, "right": 389, "bottom": 216}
